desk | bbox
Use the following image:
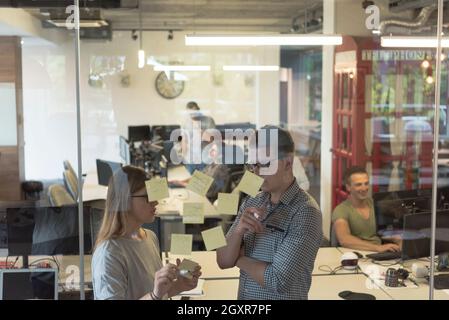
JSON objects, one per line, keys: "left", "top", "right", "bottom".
{"left": 189, "top": 278, "right": 239, "bottom": 300}
{"left": 309, "top": 274, "right": 392, "bottom": 300}
{"left": 82, "top": 167, "right": 217, "bottom": 217}
{"left": 164, "top": 251, "right": 239, "bottom": 280}
{"left": 337, "top": 247, "right": 449, "bottom": 300}
{"left": 313, "top": 247, "right": 358, "bottom": 275}
{"left": 82, "top": 171, "right": 107, "bottom": 202}
{"left": 157, "top": 188, "right": 218, "bottom": 217}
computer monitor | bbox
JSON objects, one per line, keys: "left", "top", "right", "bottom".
{"left": 6, "top": 205, "right": 92, "bottom": 267}
{"left": 152, "top": 125, "right": 181, "bottom": 141}
{"left": 96, "top": 159, "right": 122, "bottom": 186}
{"left": 119, "top": 136, "right": 130, "bottom": 165}
{"left": 0, "top": 269, "right": 58, "bottom": 300}
{"left": 402, "top": 211, "right": 449, "bottom": 260}
{"left": 374, "top": 190, "right": 432, "bottom": 233}
{"left": 128, "top": 125, "right": 151, "bottom": 142}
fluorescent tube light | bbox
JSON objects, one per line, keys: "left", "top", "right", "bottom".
{"left": 381, "top": 36, "right": 449, "bottom": 48}
{"left": 153, "top": 65, "right": 211, "bottom": 71}
{"left": 138, "top": 50, "right": 145, "bottom": 69}
{"left": 47, "top": 19, "right": 108, "bottom": 28}
{"left": 223, "top": 65, "right": 280, "bottom": 71}
{"left": 185, "top": 34, "right": 342, "bottom": 46}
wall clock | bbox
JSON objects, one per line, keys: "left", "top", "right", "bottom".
{"left": 155, "top": 71, "right": 184, "bottom": 99}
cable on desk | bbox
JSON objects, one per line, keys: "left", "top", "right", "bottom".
{"left": 370, "top": 259, "right": 403, "bottom": 267}
{"left": 318, "top": 265, "right": 360, "bottom": 275}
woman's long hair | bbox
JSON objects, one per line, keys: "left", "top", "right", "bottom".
{"left": 94, "top": 165, "right": 148, "bottom": 251}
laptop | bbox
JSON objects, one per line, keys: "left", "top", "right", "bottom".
{"left": 0, "top": 268, "right": 58, "bottom": 300}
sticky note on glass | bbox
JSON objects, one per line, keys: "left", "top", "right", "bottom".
{"left": 145, "top": 178, "right": 169, "bottom": 202}
{"left": 217, "top": 193, "right": 239, "bottom": 215}
{"left": 170, "top": 234, "right": 193, "bottom": 255}
{"left": 236, "top": 171, "right": 264, "bottom": 197}
{"left": 178, "top": 259, "right": 199, "bottom": 279}
{"left": 183, "top": 203, "right": 204, "bottom": 224}
{"left": 186, "top": 170, "right": 214, "bottom": 196}
{"left": 201, "top": 226, "right": 227, "bottom": 251}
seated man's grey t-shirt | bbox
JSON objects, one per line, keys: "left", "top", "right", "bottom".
{"left": 332, "top": 198, "right": 381, "bottom": 245}
{"left": 92, "top": 229, "right": 163, "bottom": 300}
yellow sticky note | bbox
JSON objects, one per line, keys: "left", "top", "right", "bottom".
{"left": 145, "top": 178, "right": 169, "bottom": 202}
{"left": 183, "top": 203, "right": 205, "bottom": 224}
{"left": 201, "top": 226, "right": 227, "bottom": 251}
{"left": 236, "top": 171, "right": 264, "bottom": 197}
{"left": 186, "top": 170, "right": 214, "bottom": 196}
{"left": 170, "top": 234, "right": 193, "bottom": 255}
{"left": 217, "top": 193, "right": 239, "bottom": 215}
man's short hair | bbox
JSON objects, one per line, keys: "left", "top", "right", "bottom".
{"left": 256, "top": 125, "right": 295, "bottom": 158}
{"left": 343, "top": 166, "right": 368, "bottom": 185}
{"left": 186, "top": 101, "right": 200, "bottom": 111}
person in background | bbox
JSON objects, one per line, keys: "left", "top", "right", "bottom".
{"left": 332, "top": 166, "right": 400, "bottom": 253}
{"left": 92, "top": 166, "right": 201, "bottom": 300}
{"left": 217, "top": 125, "right": 323, "bottom": 300}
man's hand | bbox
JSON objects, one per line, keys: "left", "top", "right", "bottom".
{"left": 377, "top": 243, "right": 401, "bottom": 252}
{"left": 234, "top": 207, "right": 266, "bottom": 236}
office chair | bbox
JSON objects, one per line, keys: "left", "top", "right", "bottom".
{"left": 63, "top": 160, "right": 77, "bottom": 180}
{"left": 47, "top": 184, "right": 76, "bottom": 207}
{"left": 330, "top": 223, "right": 340, "bottom": 247}
{"left": 63, "top": 169, "right": 78, "bottom": 201}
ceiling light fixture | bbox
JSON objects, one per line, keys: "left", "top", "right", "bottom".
{"left": 222, "top": 65, "right": 280, "bottom": 71}
{"left": 381, "top": 36, "right": 449, "bottom": 48}
{"left": 137, "top": 1, "right": 145, "bottom": 69}
{"left": 153, "top": 65, "right": 211, "bottom": 71}
{"left": 185, "top": 34, "right": 342, "bottom": 46}
{"left": 47, "top": 19, "right": 108, "bottom": 28}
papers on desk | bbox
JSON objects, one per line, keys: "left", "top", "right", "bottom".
{"left": 186, "top": 170, "right": 214, "bottom": 197}
{"left": 178, "top": 279, "right": 205, "bottom": 296}
{"left": 170, "top": 234, "right": 193, "bottom": 255}
{"left": 146, "top": 178, "right": 170, "bottom": 202}
{"left": 217, "top": 193, "right": 239, "bottom": 215}
{"left": 235, "top": 170, "right": 264, "bottom": 197}
{"left": 201, "top": 226, "right": 227, "bottom": 251}
{"left": 182, "top": 203, "right": 205, "bottom": 224}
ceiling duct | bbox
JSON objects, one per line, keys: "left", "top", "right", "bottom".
{"left": 377, "top": 4, "right": 436, "bottom": 35}
{"left": 41, "top": 8, "right": 109, "bottom": 28}
{"left": 388, "top": 0, "right": 449, "bottom": 12}
{"left": 0, "top": 0, "right": 124, "bottom": 8}
{"left": 290, "top": 4, "right": 323, "bottom": 34}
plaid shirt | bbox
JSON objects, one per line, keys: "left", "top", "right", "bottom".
{"left": 227, "top": 179, "right": 323, "bottom": 300}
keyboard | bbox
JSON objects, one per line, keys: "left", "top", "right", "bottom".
{"left": 366, "top": 251, "right": 402, "bottom": 261}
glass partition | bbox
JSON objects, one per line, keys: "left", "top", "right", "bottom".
{"left": 1, "top": 0, "right": 448, "bottom": 301}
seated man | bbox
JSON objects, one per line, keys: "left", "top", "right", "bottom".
{"left": 332, "top": 166, "right": 400, "bottom": 253}
{"left": 170, "top": 141, "right": 230, "bottom": 202}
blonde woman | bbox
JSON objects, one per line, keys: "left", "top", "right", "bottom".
{"left": 92, "top": 165, "right": 201, "bottom": 300}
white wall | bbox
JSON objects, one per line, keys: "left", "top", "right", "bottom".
{"left": 22, "top": 30, "right": 280, "bottom": 179}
